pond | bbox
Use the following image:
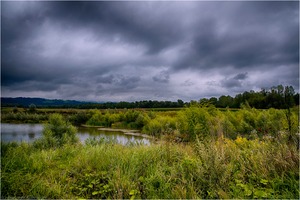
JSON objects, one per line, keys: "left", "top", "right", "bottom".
{"left": 1, "top": 123, "right": 151, "bottom": 145}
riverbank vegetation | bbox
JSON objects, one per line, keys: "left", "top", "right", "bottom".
{"left": 1, "top": 102, "right": 299, "bottom": 199}
{"left": 2, "top": 104, "right": 298, "bottom": 142}
{"left": 2, "top": 135, "right": 299, "bottom": 198}
{"left": 1, "top": 84, "right": 299, "bottom": 199}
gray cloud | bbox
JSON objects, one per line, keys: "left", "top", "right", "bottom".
{"left": 233, "top": 73, "right": 248, "bottom": 81}
{"left": 221, "top": 73, "right": 249, "bottom": 89}
{"left": 1, "top": 1, "right": 299, "bottom": 101}
{"left": 152, "top": 70, "right": 170, "bottom": 83}
{"left": 113, "top": 75, "right": 141, "bottom": 90}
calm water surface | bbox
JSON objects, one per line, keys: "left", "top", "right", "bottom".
{"left": 1, "top": 123, "right": 150, "bottom": 145}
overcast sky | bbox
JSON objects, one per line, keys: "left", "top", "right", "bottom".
{"left": 1, "top": 1, "right": 299, "bottom": 102}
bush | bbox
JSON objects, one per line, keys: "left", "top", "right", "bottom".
{"left": 86, "top": 110, "right": 104, "bottom": 126}
{"left": 177, "top": 107, "right": 212, "bottom": 141}
{"left": 68, "top": 112, "right": 92, "bottom": 125}
{"left": 33, "top": 114, "right": 78, "bottom": 148}
{"left": 29, "top": 104, "right": 37, "bottom": 113}
{"left": 142, "top": 116, "right": 176, "bottom": 137}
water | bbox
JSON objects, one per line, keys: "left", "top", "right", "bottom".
{"left": 1, "top": 123, "right": 150, "bottom": 145}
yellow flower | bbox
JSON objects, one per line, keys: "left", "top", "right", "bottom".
{"left": 235, "top": 136, "right": 248, "bottom": 146}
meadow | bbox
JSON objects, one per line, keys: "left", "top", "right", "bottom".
{"left": 1, "top": 104, "right": 299, "bottom": 199}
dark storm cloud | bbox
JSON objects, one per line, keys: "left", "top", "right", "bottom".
{"left": 113, "top": 75, "right": 141, "bottom": 90}
{"left": 221, "top": 73, "right": 248, "bottom": 89}
{"left": 152, "top": 70, "right": 170, "bottom": 83}
{"left": 41, "top": 1, "right": 184, "bottom": 54}
{"left": 233, "top": 73, "right": 248, "bottom": 81}
{"left": 96, "top": 75, "right": 114, "bottom": 84}
{"left": 1, "top": 1, "right": 299, "bottom": 101}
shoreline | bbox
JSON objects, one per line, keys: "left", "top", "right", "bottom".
{"left": 80, "top": 125, "right": 153, "bottom": 139}
{"left": 97, "top": 127, "right": 153, "bottom": 139}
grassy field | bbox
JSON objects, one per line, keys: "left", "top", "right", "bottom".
{"left": 2, "top": 137, "right": 299, "bottom": 199}
{"left": 1, "top": 105, "right": 299, "bottom": 198}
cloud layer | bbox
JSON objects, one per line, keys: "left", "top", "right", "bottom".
{"left": 2, "top": 1, "right": 299, "bottom": 101}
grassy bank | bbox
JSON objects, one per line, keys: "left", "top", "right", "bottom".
{"left": 1, "top": 137, "right": 299, "bottom": 199}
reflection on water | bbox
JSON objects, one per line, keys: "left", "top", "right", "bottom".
{"left": 1, "top": 123, "right": 150, "bottom": 145}
{"left": 1, "top": 123, "right": 43, "bottom": 143}
{"left": 28, "top": 132, "right": 35, "bottom": 139}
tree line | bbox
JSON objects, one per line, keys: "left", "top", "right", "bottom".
{"left": 78, "top": 85, "right": 299, "bottom": 109}
{"left": 201, "top": 85, "right": 299, "bottom": 109}
{"left": 2, "top": 85, "right": 299, "bottom": 109}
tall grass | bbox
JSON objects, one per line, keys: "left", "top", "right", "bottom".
{"left": 1, "top": 112, "right": 48, "bottom": 123}
{"left": 1, "top": 137, "right": 299, "bottom": 199}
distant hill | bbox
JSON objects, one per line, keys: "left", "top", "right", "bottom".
{"left": 1, "top": 97, "right": 94, "bottom": 108}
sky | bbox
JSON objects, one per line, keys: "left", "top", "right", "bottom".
{"left": 1, "top": 1, "right": 299, "bottom": 102}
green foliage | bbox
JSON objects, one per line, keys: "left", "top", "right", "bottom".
{"left": 86, "top": 110, "right": 105, "bottom": 126}
{"left": 2, "top": 138, "right": 299, "bottom": 199}
{"left": 69, "top": 171, "right": 113, "bottom": 199}
{"left": 85, "top": 136, "right": 118, "bottom": 146}
{"left": 177, "top": 106, "right": 212, "bottom": 140}
{"left": 1, "top": 112, "right": 48, "bottom": 123}
{"left": 68, "top": 111, "right": 92, "bottom": 125}
{"left": 29, "top": 103, "right": 37, "bottom": 113}
{"left": 142, "top": 116, "right": 176, "bottom": 137}
{"left": 33, "top": 114, "right": 78, "bottom": 148}
{"left": 86, "top": 109, "right": 151, "bottom": 129}
{"left": 135, "top": 113, "right": 151, "bottom": 129}
{"left": 2, "top": 104, "right": 300, "bottom": 198}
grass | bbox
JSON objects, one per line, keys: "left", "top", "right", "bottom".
{"left": 1, "top": 137, "right": 299, "bottom": 199}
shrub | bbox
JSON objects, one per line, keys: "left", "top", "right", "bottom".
{"left": 68, "top": 112, "right": 92, "bottom": 125}
{"left": 86, "top": 110, "right": 104, "bottom": 126}
{"left": 33, "top": 114, "right": 78, "bottom": 148}
{"left": 29, "top": 104, "right": 37, "bottom": 113}
{"left": 177, "top": 107, "right": 211, "bottom": 141}
{"left": 142, "top": 116, "right": 176, "bottom": 137}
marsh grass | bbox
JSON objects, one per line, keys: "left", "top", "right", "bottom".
{"left": 1, "top": 136, "right": 299, "bottom": 199}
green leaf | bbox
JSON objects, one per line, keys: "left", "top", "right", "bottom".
{"left": 260, "top": 179, "right": 268, "bottom": 185}
{"left": 129, "top": 190, "right": 135, "bottom": 195}
{"left": 92, "top": 191, "right": 99, "bottom": 195}
{"left": 138, "top": 176, "right": 144, "bottom": 182}
{"left": 254, "top": 190, "right": 268, "bottom": 198}
{"left": 130, "top": 189, "right": 138, "bottom": 196}
{"left": 243, "top": 185, "right": 252, "bottom": 197}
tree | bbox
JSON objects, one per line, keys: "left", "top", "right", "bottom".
{"left": 284, "top": 86, "right": 295, "bottom": 108}
{"left": 209, "top": 97, "right": 218, "bottom": 106}
{"left": 29, "top": 103, "right": 37, "bottom": 113}
{"left": 217, "top": 95, "right": 233, "bottom": 108}
{"left": 199, "top": 98, "right": 209, "bottom": 105}
{"left": 177, "top": 99, "right": 184, "bottom": 107}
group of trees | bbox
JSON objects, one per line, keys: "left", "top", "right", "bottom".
{"left": 88, "top": 85, "right": 298, "bottom": 109}
{"left": 199, "top": 85, "right": 299, "bottom": 109}
{"left": 78, "top": 100, "right": 184, "bottom": 109}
